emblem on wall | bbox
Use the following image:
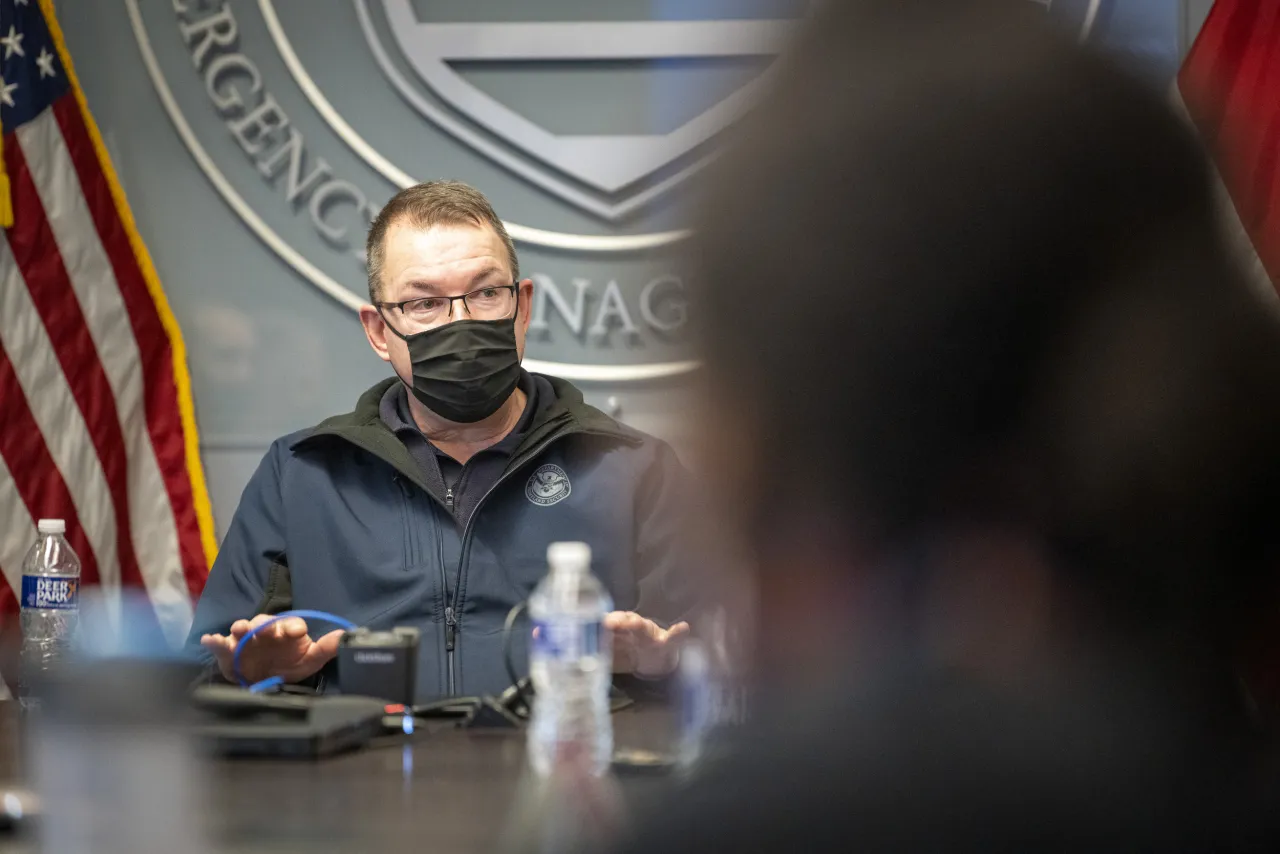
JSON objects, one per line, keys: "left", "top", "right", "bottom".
{"left": 126, "top": 0, "right": 1098, "bottom": 382}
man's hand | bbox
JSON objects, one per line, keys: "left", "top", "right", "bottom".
{"left": 199, "top": 614, "right": 344, "bottom": 685}
{"left": 605, "top": 611, "right": 690, "bottom": 677}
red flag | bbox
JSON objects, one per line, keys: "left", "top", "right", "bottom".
{"left": 1178, "top": 0, "right": 1280, "bottom": 292}
{"left": 0, "top": 0, "right": 215, "bottom": 646}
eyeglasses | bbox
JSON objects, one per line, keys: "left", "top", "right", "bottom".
{"left": 377, "top": 284, "right": 518, "bottom": 335}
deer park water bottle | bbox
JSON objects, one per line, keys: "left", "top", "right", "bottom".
{"left": 528, "top": 542, "right": 614, "bottom": 778}
{"left": 19, "top": 519, "right": 81, "bottom": 709}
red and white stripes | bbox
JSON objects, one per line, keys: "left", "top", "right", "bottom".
{"left": 0, "top": 22, "right": 213, "bottom": 645}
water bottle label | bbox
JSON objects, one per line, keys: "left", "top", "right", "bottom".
{"left": 21, "top": 575, "right": 79, "bottom": 610}
{"left": 533, "top": 619, "right": 604, "bottom": 660}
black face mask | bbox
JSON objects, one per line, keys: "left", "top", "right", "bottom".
{"left": 388, "top": 308, "right": 522, "bottom": 424}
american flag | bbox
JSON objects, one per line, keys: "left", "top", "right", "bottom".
{"left": 1178, "top": 0, "right": 1280, "bottom": 297}
{"left": 0, "top": 0, "right": 213, "bottom": 648}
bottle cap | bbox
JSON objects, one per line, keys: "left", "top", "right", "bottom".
{"left": 37, "top": 519, "right": 66, "bottom": 535}
{"left": 547, "top": 541, "right": 591, "bottom": 571}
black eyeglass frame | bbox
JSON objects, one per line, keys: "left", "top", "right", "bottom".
{"left": 375, "top": 283, "right": 520, "bottom": 334}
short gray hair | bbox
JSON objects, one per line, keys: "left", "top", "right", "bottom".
{"left": 365, "top": 180, "right": 519, "bottom": 301}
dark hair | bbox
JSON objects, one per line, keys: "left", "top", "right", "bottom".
{"left": 695, "top": 0, "right": 1280, "bottom": 636}
{"left": 365, "top": 180, "right": 518, "bottom": 301}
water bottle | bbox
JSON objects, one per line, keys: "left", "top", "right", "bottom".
{"left": 677, "top": 606, "right": 751, "bottom": 773}
{"left": 677, "top": 639, "right": 712, "bottom": 769}
{"left": 19, "top": 519, "right": 81, "bottom": 709}
{"left": 528, "top": 542, "right": 613, "bottom": 778}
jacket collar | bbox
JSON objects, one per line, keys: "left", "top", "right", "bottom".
{"left": 289, "top": 373, "right": 640, "bottom": 489}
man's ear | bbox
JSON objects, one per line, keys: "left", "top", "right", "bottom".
{"left": 518, "top": 277, "right": 534, "bottom": 335}
{"left": 360, "top": 304, "right": 392, "bottom": 362}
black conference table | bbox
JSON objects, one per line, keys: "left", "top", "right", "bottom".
{"left": 0, "top": 699, "right": 679, "bottom": 852}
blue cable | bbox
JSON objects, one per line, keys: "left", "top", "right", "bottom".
{"left": 248, "top": 676, "right": 284, "bottom": 694}
{"left": 232, "top": 609, "right": 357, "bottom": 688}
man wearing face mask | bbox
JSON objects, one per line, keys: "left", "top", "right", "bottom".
{"left": 189, "top": 181, "right": 692, "bottom": 699}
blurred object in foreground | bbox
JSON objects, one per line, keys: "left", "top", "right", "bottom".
{"left": 498, "top": 769, "right": 625, "bottom": 854}
{"left": 1178, "top": 0, "right": 1280, "bottom": 298}
{"left": 0, "top": 0, "right": 215, "bottom": 653}
{"left": 606, "top": 0, "right": 1280, "bottom": 850}
{"left": 1178, "top": 0, "right": 1280, "bottom": 730}
{"left": 31, "top": 661, "right": 205, "bottom": 854}
{"left": 676, "top": 640, "right": 711, "bottom": 769}
{"left": 528, "top": 543, "right": 614, "bottom": 779}
{"left": 676, "top": 607, "right": 750, "bottom": 772}
{"left": 30, "top": 590, "right": 205, "bottom": 853}
{"left": 17, "top": 521, "right": 80, "bottom": 712}
{"left": 75, "top": 588, "right": 180, "bottom": 662}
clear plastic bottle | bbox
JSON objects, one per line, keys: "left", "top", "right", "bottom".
{"left": 677, "top": 639, "right": 711, "bottom": 769}
{"left": 527, "top": 542, "right": 614, "bottom": 778}
{"left": 19, "top": 519, "right": 81, "bottom": 710}
{"left": 677, "top": 605, "right": 751, "bottom": 773}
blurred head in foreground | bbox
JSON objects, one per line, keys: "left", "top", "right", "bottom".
{"left": 694, "top": 0, "right": 1280, "bottom": 701}
{"left": 602, "top": 2, "right": 1280, "bottom": 850}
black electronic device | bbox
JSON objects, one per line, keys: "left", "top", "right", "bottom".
{"left": 191, "top": 684, "right": 388, "bottom": 759}
{"left": 338, "top": 626, "right": 420, "bottom": 704}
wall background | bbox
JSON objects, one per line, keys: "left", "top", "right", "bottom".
{"left": 49, "top": 1, "right": 1209, "bottom": 541}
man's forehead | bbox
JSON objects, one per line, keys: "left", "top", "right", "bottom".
{"left": 383, "top": 222, "right": 511, "bottom": 287}
{"left": 386, "top": 221, "right": 505, "bottom": 262}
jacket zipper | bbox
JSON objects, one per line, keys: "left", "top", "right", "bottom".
{"left": 442, "top": 486, "right": 456, "bottom": 692}
{"left": 429, "top": 506, "right": 456, "bottom": 696}
{"left": 378, "top": 425, "right": 624, "bottom": 696}
{"left": 444, "top": 605, "right": 458, "bottom": 693}
{"left": 445, "top": 436, "right": 563, "bottom": 689}
{"left": 401, "top": 474, "right": 457, "bottom": 695}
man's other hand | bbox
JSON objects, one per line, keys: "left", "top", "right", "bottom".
{"left": 605, "top": 611, "right": 690, "bottom": 677}
{"left": 199, "top": 614, "right": 344, "bottom": 685}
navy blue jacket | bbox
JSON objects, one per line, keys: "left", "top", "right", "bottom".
{"left": 187, "top": 376, "right": 694, "bottom": 700}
